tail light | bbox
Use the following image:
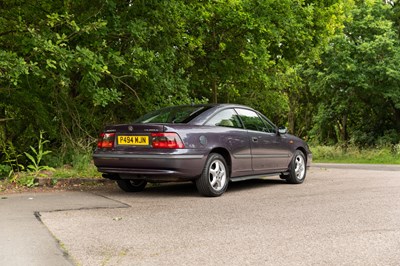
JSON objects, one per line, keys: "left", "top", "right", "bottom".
{"left": 97, "top": 132, "right": 116, "bottom": 149}
{"left": 151, "top": 133, "right": 184, "bottom": 149}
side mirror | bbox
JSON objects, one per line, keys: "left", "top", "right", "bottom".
{"left": 278, "top": 127, "right": 288, "bottom": 135}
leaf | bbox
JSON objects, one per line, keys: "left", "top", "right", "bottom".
{"left": 24, "top": 152, "right": 37, "bottom": 165}
{"left": 41, "top": 150, "right": 52, "bottom": 156}
{"left": 46, "top": 59, "right": 57, "bottom": 69}
{"left": 27, "top": 165, "right": 37, "bottom": 171}
{"left": 40, "top": 166, "right": 55, "bottom": 171}
{"left": 29, "top": 146, "right": 38, "bottom": 156}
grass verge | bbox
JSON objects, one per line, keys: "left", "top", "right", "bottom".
{"left": 311, "top": 145, "right": 400, "bottom": 164}
{"left": 0, "top": 162, "right": 103, "bottom": 192}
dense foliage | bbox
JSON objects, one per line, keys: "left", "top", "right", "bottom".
{"left": 1, "top": 0, "right": 399, "bottom": 169}
{"left": 308, "top": 0, "right": 400, "bottom": 146}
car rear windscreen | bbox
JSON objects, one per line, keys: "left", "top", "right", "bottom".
{"left": 135, "top": 106, "right": 212, "bottom": 124}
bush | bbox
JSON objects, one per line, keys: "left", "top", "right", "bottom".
{"left": 376, "top": 130, "right": 400, "bottom": 147}
{"left": 393, "top": 143, "right": 400, "bottom": 157}
{"left": 350, "top": 129, "right": 400, "bottom": 148}
{"left": 311, "top": 144, "right": 400, "bottom": 164}
{"left": 0, "top": 164, "right": 12, "bottom": 179}
{"left": 311, "top": 145, "right": 343, "bottom": 161}
{"left": 71, "top": 152, "right": 92, "bottom": 172}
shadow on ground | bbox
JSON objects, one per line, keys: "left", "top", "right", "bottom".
{"left": 100, "top": 177, "right": 288, "bottom": 198}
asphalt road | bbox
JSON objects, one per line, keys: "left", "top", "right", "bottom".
{"left": 1, "top": 164, "right": 400, "bottom": 265}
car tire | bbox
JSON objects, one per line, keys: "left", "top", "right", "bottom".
{"left": 286, "top": 150, "right": 307, "bottom": 184}
{"left": 116, "top": 179, "right": 147, "bottom": 192}
{"left": 196, "top": 153, "right": 229, "bottom": 197}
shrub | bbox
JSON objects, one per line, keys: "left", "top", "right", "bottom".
{"left": 0, "top": 164, "right": 12, "bottom": 179}
{"left": 311, "top": 144, "right": 400, "bottom": 164}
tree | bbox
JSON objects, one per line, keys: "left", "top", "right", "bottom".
{"left": 0, "top": 0, "right": 353, "bottom": 167}
{"left": 185, "top": 0, "right": 347, "bottom": 132}
{"left": 309, "top": 0, "right": 400, "bottom": 145}
{"left": 0, "top": 1, "right": 199, "bottom": 156}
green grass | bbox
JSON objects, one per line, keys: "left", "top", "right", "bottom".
{"left": 311, "top": 145, "right": 400, "bottom": 164}
{"left": 0, "top": 162, "right": 102, "bottom": 187}
{"left": 51, "top": 163, "right": 102, "bottom": 179}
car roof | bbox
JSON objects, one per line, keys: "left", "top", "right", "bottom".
{"left": 178, "top": 103, "right": 257, "bottom": 125}
{"left": 174, "top": 103, "right": 251, "bottom": 109}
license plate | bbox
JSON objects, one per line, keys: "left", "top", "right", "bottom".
{"left": 117, "top": 135, "right": 149, "bottom": 145}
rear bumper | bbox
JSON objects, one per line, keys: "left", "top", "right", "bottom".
{"left": 93, "top": 152, "right": 206, "bottom": 182}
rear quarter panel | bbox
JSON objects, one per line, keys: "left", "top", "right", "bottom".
{"left": 164, "top": 125, "right": 253, "bottom": 177}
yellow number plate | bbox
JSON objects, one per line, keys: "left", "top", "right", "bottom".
{"left": 117, "top": 135, "right": 149, "bottom": 145}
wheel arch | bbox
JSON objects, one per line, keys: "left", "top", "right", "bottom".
{"left": 295, "top": 147, "right": 308, "bottom": 163}
{"left": 208, "top": 147, "right": 232, "bottom": 175}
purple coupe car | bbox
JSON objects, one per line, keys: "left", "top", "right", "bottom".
{"left": 93, "top": 104, "right": 312, "bottom": 197}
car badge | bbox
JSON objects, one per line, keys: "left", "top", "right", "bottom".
{"left": 128, "top": 126, "right": 133, "bottom": 131}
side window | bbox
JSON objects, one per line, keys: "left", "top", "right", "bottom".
{"left": 260, "top": 116, "right": 277, "bottom": 133}
{"left": 205, "top": 109, "right": 242, "bottom": 128}
{"left": 236, "top": 108, "right": 268, "bottom": 132}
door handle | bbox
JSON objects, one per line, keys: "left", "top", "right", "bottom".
{"left": 252, "top": 137, "right": 258, "bottom": 142}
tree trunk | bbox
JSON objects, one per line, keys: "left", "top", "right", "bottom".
{"left": 394, "top": 108, "right": 400, "bottom": 131}
{"left": 288, "top": 108, "right": 295, "bottom": 134}
{"left": 338, "top": 114, "right": 348, "bottom": 148}
{"left": 0, "top": 108, "right": 7, "bottom": 146}
{"left": 287, "top": 90, "right": 297, "bottom": 134}
{"left": 212, "top": 80, "right": 218, "bottom": 103}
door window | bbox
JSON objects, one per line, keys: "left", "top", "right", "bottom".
{"left": 205, "top": 109, "right": 242, "bottom": 128}
{"left": 236, "top": 109, "right": 266, "bottom": 132}
{"left": 259, "top": 116, "right": 277, "bottom": 133}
